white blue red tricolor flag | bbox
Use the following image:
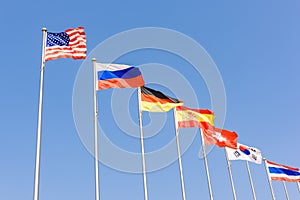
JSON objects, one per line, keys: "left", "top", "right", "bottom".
{"left": 44, "top": 27, "right": 86, "bottom": 61}
{"left": 266, "top": 160, "right": 300, "bottom": 182}
{"left": 95, "top": 63, "right": 144, "bottom": 90}
{"left": 225, "top": 143, "right": 262, "bottom": 164}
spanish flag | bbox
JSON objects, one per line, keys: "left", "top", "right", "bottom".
{"left": 141, "top": 86, "right": 183, "bottom": 112}
{"left": 176, "top": 106, "right": 215, "bottom": 128}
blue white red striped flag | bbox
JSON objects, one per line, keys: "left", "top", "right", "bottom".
{"left": 45, "top": 27, "right": 86, "bottom": 61}
{"left": 266, "top": 160, "right": 300, "bottom": 182}
{"left": 95, "top": 63, "right": 144, "bottom": 90}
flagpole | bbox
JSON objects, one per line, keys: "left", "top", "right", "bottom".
{"left": 224, "top": 149, "right": 237, "bottom": 200}
{"left": 33, "top": 27, "right": 47, "bottom": 200}
{"left": 199, "top": 128, "right": 214, "bottom": 200}
{"left": 137, "top": 87, "right": 149, "bottom": 200}
{"left": 173, "top": 109, "right": 186, "bottom": 200}
{"left": 246, "top": 160, "right": 257, "bottom": 200}
{"left": 92, "top": 58, "right": 100, "bottom": 200}
{"left": 297, "top": 182, "right": 300, "bottom": 193}
{"left": 283, "top": 181, "right": 290, "bottom": 200}
{"left": 263, "top": 158, "right": 276, "bottom": 200}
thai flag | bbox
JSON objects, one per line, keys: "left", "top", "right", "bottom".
{"left": 95, "top": 63, "right": 144, "bottom": 90}
{"left": 266, "top": 160, "right": 300, "bottom": 182}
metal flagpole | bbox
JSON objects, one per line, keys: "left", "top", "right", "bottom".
{"left": 92, "top": 58, "right": 100, "bottom": 200}
{"left": 33, "top": 27, "right": 47, "bottom": 200}
{"left": 173, "top": 109, "right": 186, "bottom": 200}
{"left": 224, "top": 149, "right": 237, "bottom": 200}
{"left": 199, "top": 128, "right": 214, "bottom": 200}
{"left": 263, "top": 158, "right": 276, "bottom": 200}
{"left": 282, "top": 181, "right": 290, "bottom": 200}
{"left": 137, "top": 87, "right": 149, "bottom": 200}
{"left": 297, "top": 182, "right": 300, "bottom": 193}
{"left": 246, "top": 161, "right": 257, "bottom": 200}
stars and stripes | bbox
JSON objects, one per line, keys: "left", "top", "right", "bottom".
{"left": 44, "top": 27, "right": 86, "bottom": 61}
{"left": 35, "top": 25, "right": 300, "bottom": 200}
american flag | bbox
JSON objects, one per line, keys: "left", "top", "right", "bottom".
{"left": 44, "top": 27, "right": 86, "bottom": 61}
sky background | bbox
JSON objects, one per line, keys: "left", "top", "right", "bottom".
{"left": 1, "top": 0, "right": 300, "bottom": 200}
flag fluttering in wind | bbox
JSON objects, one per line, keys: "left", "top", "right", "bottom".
{"left": 92, "top": 61, "right": 145, "bottom": 200}
{"left": 174, "top": 105, "right": 236, "bottom": 148}
{"left": 138, "top": 85, "right": 183, "bottom": 199}
{"left": 202, "top": 124, "right": 238, "bottom": 149}
{"left": 34, "top": 27, "right": 87, "bottom": 200}
{"left": 141, "top": 86, "right": 183, "bottom": 112}
{"left": 174, "top": 105, "right": 215, "bottom": 198}
{"left": 225, "top": 143, "right": 262, "bottom": 164}
{"left": 45, "top": 27, "right": 86, "bottom": 61}
{"left": 95, "top": 63, "right": 144, "bottom": 90}
{"left": 266, "top": 160, "right": 300, "bottom": 182}
{"left": 176, "top": 106, "right": 214, "bottom": 128}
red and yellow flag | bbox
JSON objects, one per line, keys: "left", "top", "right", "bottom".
{"left": 176, "top": 106, "right": 215, "bottom": 128}
{"left": 175, "top": 106, "right": 237, "bottom": 148}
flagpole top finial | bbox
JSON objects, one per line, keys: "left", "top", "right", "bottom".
{"left": 92, "top": 58, "right": 96, "bottom": 62}
{"left": 41, "top": 27, "right": 47, "bottom": 32}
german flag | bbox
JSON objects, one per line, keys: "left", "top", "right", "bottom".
{"left": 141, "top": 86, "right": 183, "bottom": 112}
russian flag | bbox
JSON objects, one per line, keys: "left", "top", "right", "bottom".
{"left": 266, "top": 160, "right": 300, "bottom": 182}
{"left": 95, "top": 63, "right": 144, "bottom": 90}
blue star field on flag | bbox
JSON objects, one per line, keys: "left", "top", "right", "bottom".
{"left": 44, "top": 27, "right": 86, "bottom": 61}
{"left": 46, "top": 32, "right": 70, "bottom": 47}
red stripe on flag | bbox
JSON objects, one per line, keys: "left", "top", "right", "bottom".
{"left": 45, "top": 27, "right": 86, "bottom": 61}
{"left": 45, "top": 54, "right": 86, "bottom": 61}
{"left": 267, "top": 160, "right": 299, "bottom": 171}
{"left": 97, "top": 75, "right": 144, "bottom": 90}
{"left": 271, "top": 177, "right": 300, "bottom": 182}
{"left": 176, "top": 106, "right": 214, "bottom": 114}
{"left": 178, "top": 120, "right": 203, "bottom": 128}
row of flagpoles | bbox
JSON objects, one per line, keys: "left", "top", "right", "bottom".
{"left": 34, "top": 27, "right": 300, "bottom": 200}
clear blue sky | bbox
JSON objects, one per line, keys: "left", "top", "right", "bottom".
{"left": 1, "top": 0, "right": 300, "bottom": 199}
